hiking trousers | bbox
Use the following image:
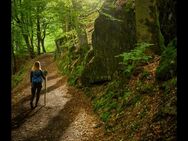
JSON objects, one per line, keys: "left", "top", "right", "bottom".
{"left": 31, "top": 83, "right": 42, "bottom": 107}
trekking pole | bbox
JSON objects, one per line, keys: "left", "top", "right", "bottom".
{"left": 44, "top": 76, "right": 47, "bottom": 106}
{"left": 43, "top": 69, "right": 48, "bottom": 106}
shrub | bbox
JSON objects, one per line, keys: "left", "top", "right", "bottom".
{"left": 156, "top": 38, "right": 177, "bottom": 81}
{"left": 116, "top": 42, "right": 153, "bottom": 77}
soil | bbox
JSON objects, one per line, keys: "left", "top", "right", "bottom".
{"left": 11, "top": 54, "right": 106, "bottom": 141}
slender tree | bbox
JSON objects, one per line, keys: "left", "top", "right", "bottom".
{"left": 12, "top": 0, "right": 35, "bottom": 58}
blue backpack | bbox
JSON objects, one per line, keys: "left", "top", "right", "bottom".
{"left": 32, "top": 70, "right": 43, "bottom": 83}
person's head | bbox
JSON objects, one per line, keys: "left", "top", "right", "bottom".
{"left": 32, "top": 61, "right": 41, "bottom": 71}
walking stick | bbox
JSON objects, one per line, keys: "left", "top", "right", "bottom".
{"left": 43, "top": 70, "right": 48, "bottom": 106}
{"left": 44, "top": 77, "right": 47, "bottom": 105}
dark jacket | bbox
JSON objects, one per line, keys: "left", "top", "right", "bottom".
{"left": 30, "top": 70, "right": 45, "bottom": 84}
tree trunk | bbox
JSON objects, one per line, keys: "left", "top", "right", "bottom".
{"left": 71, "top": 0, "right": 89, "bottom": 49}
{"left": 55, "top": 39, "right": 61, "bottom": 53}
{"left": 36, "top": 10, "right": 41, "bottom": 55}
{"left": 41, "top": 38, "right": 46, "bottom": 53}
{"left": 30, "top": 28, "right": 35, "bottom": 55}
{"left": 19, "top": 24, "right": 35, "bottom": 58}
{"left": 41, "top": 24, "right": 47, "bottom": 53}
{"left": 22, "top": 33, "right": 34, "bottom": 58}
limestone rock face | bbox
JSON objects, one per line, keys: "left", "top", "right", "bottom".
{"left": 81, "top": 0, "right": 136, "bottom": 85}
{"left": 135, "top": 0, "right": 176, "bottom": 53}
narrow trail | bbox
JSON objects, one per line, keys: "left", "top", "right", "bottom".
{"left": 11, "top": 54, "right": 105, "bottom": 141}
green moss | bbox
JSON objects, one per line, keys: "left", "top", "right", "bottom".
{"left": 135, "top": 0, "right": 153, "bottom": 42}
{"left": 100, "top": 11, "right": 123, "bottom": 22}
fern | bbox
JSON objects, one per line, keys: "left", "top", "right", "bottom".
{"left": 116, "top": 42, "right": 153, "bottom": 77}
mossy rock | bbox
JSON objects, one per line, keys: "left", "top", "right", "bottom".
{"left": 81, "top": 0, "right": 136, "bottom": 85}
{"left": 156, "top": 38, "right": 177, "bottom": 81}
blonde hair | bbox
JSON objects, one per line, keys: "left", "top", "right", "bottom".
{"left": 32, "top": 61, "right": 42, "bottom": 71}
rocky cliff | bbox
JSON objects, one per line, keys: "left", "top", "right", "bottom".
{"left": 81, "top": 0, "right": 136, "bottom": 85}
{"left": 81, "top": 0, "right": 176, "bottom": 85}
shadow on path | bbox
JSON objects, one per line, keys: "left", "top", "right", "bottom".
{"left": 47, "top": 74, "right": 59, "bottom": 81}
{"left": 21, "top": 88, "right": 83, "bottom": 141}
{"left": 12, "top": 106, "right": 44, "bottom": 129}
{"left": 12, "top": 77, "right": 65, "bottom": 129}
{"left": 41, "top": 77, "right": 65, "bottom": 94}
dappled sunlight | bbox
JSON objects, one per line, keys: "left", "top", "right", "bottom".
{"left": 60, "top": 108, "right": 98, "bottom": 141}
{"left": 11, "top": 0, "right": 176, "bottom": 140}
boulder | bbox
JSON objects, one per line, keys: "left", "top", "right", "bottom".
{"left": 81, "top": 0, "right": 136, "bottom": 85}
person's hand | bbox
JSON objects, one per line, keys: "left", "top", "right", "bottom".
{"left": 43, "top": 70, "right": 48, "bottom": 76}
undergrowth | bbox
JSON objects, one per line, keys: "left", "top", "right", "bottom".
{"left": 56, "top": 43, "right": 88, "bottom": 86}
{"left": 12, "top": 54, "right": 52, "bottom": 90}
{"left": 116, "top": 42, "right": 153, "bottom": 78}
{"left": 83, "top": 41, "right": 176, "bottom": 140}
{"left": 12, "top": 54, "right": 32, "bottom": 89}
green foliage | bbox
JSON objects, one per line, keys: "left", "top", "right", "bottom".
{"left": 68, "top": 64, "right": 84, "bottom": 85}
{"left": 116, "top": 42, "right": 153, "bottom": 77}
{"left": 93, "top": 90, "right": 118, "bottom": 112}
{"left": 161, "top": 77, "right": 177, "bottom": 95}
{"left": 101, "top": 112, "right": 111, "bottom": 122}
{"left": 12, "top": 70, "right": 25, "bottom": 89}
{"left": 11, "top": 64, "right": 28, "bottom": 89}
{"left": 122, "top": 91, "right": 132, "bottom": 102}
{"left": 56, "top": 43, "right": 88, "bottom": 86}
{"left": 92, "top": 80, "right": 134, "bottom": 124}
{"left": 124, "top": 0, "right": 135, "bottom": 12}
{"left": 156, "top": 38, "right": 177, "bottom": 81}
{"left": 56, "top": 56, "right": 69, "bottom": 75}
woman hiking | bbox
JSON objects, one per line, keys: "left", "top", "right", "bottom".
{"left": 30, "top": 61, "right": 46, "bottom": 109}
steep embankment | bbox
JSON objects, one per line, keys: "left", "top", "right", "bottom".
{"left": 78, "top": 0, "right": 177, "bottom": 140}
{"left": 84, "top": 54, "right": 176, "bottom": 140}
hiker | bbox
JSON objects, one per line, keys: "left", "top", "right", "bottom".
{"left": 30, "top": 61, "right": 46, "bottom": 109}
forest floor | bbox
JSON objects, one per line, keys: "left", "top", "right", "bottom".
{"left": 11, "top": 54, "right": 107, "bottom": 141}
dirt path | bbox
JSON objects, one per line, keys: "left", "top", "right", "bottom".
{"left": 11, "top": 54, "right": 105, "bottom": 141}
